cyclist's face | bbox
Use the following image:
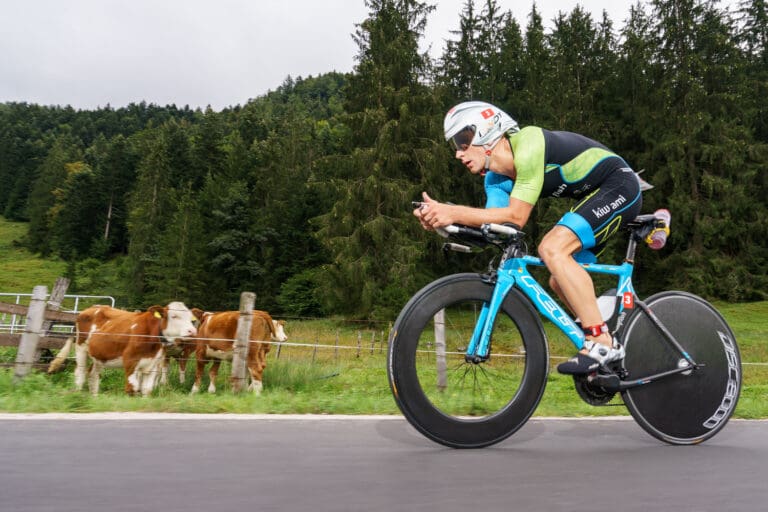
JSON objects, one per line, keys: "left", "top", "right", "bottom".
{"left": 453, "top": 144, "right": 487, "bottom": 175}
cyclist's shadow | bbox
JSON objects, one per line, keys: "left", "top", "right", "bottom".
{"left": 375, "top": 416, "right": 552, "bottom": 448}
{"left": 375, "top": 417, "right": 666, "bottom": 450}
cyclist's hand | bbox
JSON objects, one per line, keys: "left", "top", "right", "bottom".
{"left": 413, "top": 196, "right": 433, "bottom": 231}
{"left": 420, "top": 192, "right": 456, "bottom": 229}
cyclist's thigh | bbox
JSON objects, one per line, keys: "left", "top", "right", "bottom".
{"left": 562, "top": 168, "right": 642, "bottom": 252}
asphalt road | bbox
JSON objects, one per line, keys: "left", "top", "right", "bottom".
{"left": 0, "top": 414, "right": 766, "bottom": 512}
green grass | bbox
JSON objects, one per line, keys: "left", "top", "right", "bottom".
{"left": 1, "top": 301, "right": 766, "bottom": 418}
{"left": 0, "top": 217, "right": 66, "bottom": 292}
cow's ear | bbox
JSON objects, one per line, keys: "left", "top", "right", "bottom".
{"left": 148, "top": 305, "right": 165, "bottom": 319}
{"left": 191, "top": 308, "right": 204, "bottom": 323}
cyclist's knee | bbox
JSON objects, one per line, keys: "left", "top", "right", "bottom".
{"left": 538, "top": 227, "right": 581, "bottom": 263}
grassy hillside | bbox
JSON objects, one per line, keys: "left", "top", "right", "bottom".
{"left": 0, "top": 216, "right": 66, "bottom": 293}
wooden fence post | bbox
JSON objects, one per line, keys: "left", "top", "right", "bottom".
{"left": 38, "top": 277, "right": 70, "bottom": 361}
{"left": 356, "top": 331, "right": 362, "bottom": 358}
{"left": 275, "top": 330, "right": 283, "bottom": 359}
{"left": 334, "top": 331, "right": 339, "bottom": 361}
{"left": 13, "top": 286, "right": 47, "bottom": 383}
{"left": 230, "top": 292, "right": 255, "bottom": 393}
{"left": 434, "top": 309, "right": 447, "bottom": 391}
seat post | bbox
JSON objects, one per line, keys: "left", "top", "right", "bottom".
{"left": 624, "top": 231, "right": 640, "bottom": 264}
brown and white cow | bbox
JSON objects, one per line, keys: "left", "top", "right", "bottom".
{"left": 188, "top": 310, "right": 287, "bottom": 394}
{"left": 47, "top": 301, "right": 198, "bottom": 396}
{"left": 161, "top": 312, "right": 286, "bottom": 386}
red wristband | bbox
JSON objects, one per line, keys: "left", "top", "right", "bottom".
{"left": 583, "top": 323, "right": 609, "bottom": 338}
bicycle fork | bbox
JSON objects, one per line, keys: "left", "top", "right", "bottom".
{"left": 464, "top": 274, "right": 513, "bottom": 363}
{"left": 464, "top": 259, "right": 585, "bottom": 363}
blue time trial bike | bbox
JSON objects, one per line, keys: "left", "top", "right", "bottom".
{"left": 387, "top": 212, "right": 741, "bottom": 448}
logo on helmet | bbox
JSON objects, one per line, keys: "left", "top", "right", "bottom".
{"left": 481, "top": 108, "right": 494, "bottom": 119}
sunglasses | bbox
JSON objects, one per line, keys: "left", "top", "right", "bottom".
{"left": 448, "top": 125, "right": 476, "bottom": 152}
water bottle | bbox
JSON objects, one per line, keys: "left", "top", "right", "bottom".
{"left": 646, "top": 208, "right": 671, "bottom": 250}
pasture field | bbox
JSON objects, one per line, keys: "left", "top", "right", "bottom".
{"left": 0, "top": 217, "right": 66, "bottom": 292}
{"left": 0, "top": 305, "right": 766, "bottom": 418}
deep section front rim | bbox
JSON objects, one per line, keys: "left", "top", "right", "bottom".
{"left": 388, "top": 274, "right": 549, "bottom": 448}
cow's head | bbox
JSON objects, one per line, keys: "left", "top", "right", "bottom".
{"left": 155, "top": 301, "right": 198, "bottom": 343}
{"left": 272, "top": 320, "right": 288, "bottom": 342}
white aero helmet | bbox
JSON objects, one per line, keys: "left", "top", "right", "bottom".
{"left": 443, "top": 101, "right": 519, "bottom": 151}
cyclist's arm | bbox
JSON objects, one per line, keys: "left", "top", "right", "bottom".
{"left": 421, "top": 198, "right": 534, "bottom": 229}
{"left": 484, "top": 171, "right": 513, "bottom": 208}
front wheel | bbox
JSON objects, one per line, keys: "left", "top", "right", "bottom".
{"left": 387, "top": 273, "right": 549, "bottom": 448}
{"left": 620, "top": 291, "right": 741, "bottom": 445}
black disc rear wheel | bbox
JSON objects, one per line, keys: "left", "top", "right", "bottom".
{"left": 621, "top": 292, "right": 741, "bottom": 444}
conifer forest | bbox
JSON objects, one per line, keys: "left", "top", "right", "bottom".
{"left": 1, "top": 0, "right": 766, "bottom": 320}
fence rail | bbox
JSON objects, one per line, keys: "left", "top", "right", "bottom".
{"left": 0, "top": 292, "right": 114, "bottom": 335}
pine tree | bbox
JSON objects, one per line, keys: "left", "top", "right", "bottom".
{"left": 48, "top": 161, "right": 102, "bottom": 259}
{"left": 640, "top": 0, "right": 767, "bottom": 299}
{"left": 614, "top": 2, "right": 656, "bottom": 165}
{"left": 518, "top": 4, "right": 554, "bottom": 126}
{"left": 125, "top": 120, "right": 192, "bottom": 304}
{"left": 143, "top": 185, "right": 207, "bottom": 305}
{"left": 437, "top": 0, "right": 482, "bottom": 99}
{"left": 93, "top": 134, "right": 137, "bottom": 255}
{"left": 738, "top": 0, "right": 768, "bottom": 141}
{"left": 546, "top": 6, "right": 605, "bottom": 132}
{"left": 25, "top": 131, "right": 82, "bottom": 255}
{"left": 314, "top": 0, "right": 444, "bottom": 319}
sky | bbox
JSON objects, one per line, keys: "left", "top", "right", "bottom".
{"left": 0, "top": 0, "right": 739, "bottom": 111}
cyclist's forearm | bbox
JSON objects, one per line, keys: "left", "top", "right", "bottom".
{"left": 447, "top": 202, "right": 531, "bottom": 228}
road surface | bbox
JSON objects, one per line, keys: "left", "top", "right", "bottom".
{"left": 0, "top": 414, "right": 765, "bottom": 512}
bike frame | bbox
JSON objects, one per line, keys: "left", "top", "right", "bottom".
{"left": 463, "top": 227, "right": 702, "bottom": 389}
{"left": 465, "top": 255, "right": 635, "bottom": 360}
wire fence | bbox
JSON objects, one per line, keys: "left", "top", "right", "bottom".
{"left": 3, "top": 325, "right": 767, "bottom": 370}
{"left": 1, "top": 295, "right": 766, "bottom": 370}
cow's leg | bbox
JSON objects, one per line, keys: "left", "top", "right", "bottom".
{"left": 246, "top": 347, "right": 267, "bottom": 394}
{"left": 88, "top": 360, "right": 104, "bottom": 396}
{"left": 74, "top": 343, "right": 89, "bottom": 390}
{"left": 139, "top": 349, "right": 165, "bottom": 397}
{"left": 247, "top": 370, "right": 263, "bottom": 395}
{"left": 124, "top": 359, "right": 140, "bottom": 395}
{"left": 208, "top": 360, "right": 221, "bottom": 394}
{"left": 177, "top": 356, "right": 187, "bottom": 384}
{"left": 191, "top": 357, "right": 207, "bottom": 394}
{"left": 159, "top": 357, "right": 169, "bottom": 386}
{"left": 179, "top": 342, "right": 196, "bottom": 385}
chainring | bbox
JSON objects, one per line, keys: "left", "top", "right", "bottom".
{"left": 573, "top": 372, "right": 617, "bottom": 406}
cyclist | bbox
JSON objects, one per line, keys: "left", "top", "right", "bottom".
{"left": 414, "top": 100, "right": 643, "bottom": 374}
